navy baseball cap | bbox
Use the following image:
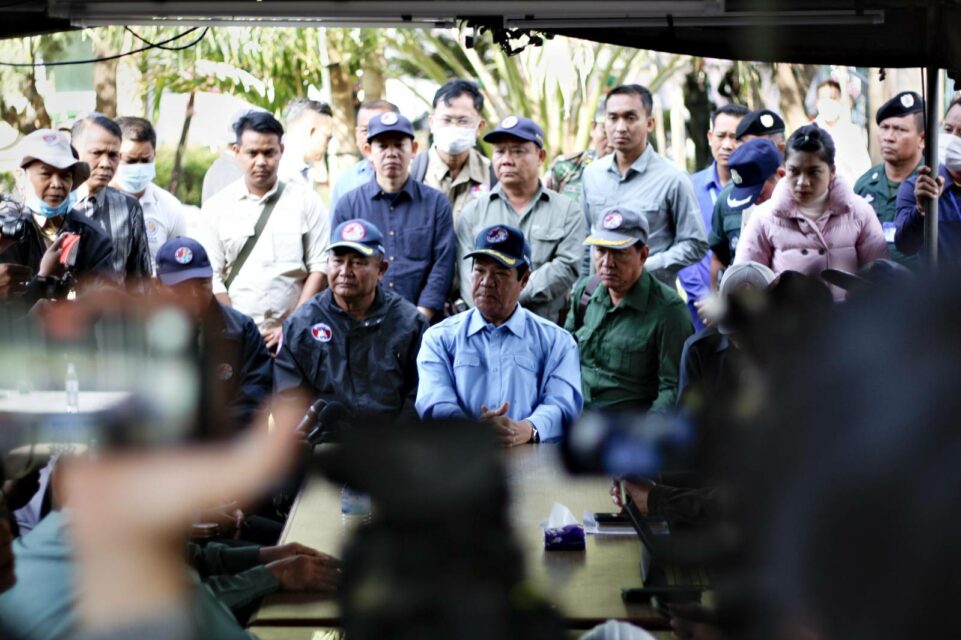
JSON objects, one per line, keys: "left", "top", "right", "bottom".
{"left": 156, "top": 237, "right": 213, "bottom": 285}
{"left": 366, "top": 111, "right": 414, "bottom": 142}
{"left": 327, "top": 219, "right": 386, "bottom": 257}
{"left": 875, "top": 91, "right": 924, "bottom": 125}
{"left": 585, "top": 207, "right": 650, "bottom": 249}
{"left": 726, "top": 138, "right": 782, "bottom": 212}
{"left": 464, "top": 224, "right": 532, "bottom": 269}
{"left": 735, "top": 109, "right": 786, "bottom": 140}
{"left": 483, "top": 115, "right": 545, "bottom": 148}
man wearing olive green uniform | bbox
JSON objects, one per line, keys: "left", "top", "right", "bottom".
{"left": 853, "top": 91, "right": 925, "bottom": 270}
{"left": 565, "top": 207, "right": 693, "bottom": 412}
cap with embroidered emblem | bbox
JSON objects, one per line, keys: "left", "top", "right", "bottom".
{"left": 724, "top": 138, "right": 782, "bottom": 212}
{"left": 735, "top": 109, "right": 786, "bottom": 140}
{"left": 875, "top": 91, "right": 924, "bottom": 125}
{"left": 366, "top": 112, "right": 414, "bottom": 142}
{"left": 464, "top": 224, "right": 532, "bottom": 268}
{"left": 483, "top": 115, "right": 545, "bottom": 148}
{"left": 156, "top": 237, "right": 213, "bottom": 285}
{"left": 585, "top": 207, "right": 650, "bottom": 249}
{"left": 327, "top": 218, "right": 386, "bottom": 256}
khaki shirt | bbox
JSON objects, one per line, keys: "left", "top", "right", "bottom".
{"left": 423, "top": 146, "right": 492, "bottom": 221}
{"left": 197, "top": 178, "right": 329, "bottom": 331}
{"left": 456, "top": 183, "right": 585, "bottom": 323}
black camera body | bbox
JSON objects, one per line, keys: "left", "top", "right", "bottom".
{"left": 0, "top": 197, "right": 28, "bottom": 244}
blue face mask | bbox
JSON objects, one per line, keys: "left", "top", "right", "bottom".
{"left": 114, "top": 162, "right": 156, "bottom": 194}
{"left": 25, "top": 189, "right": 77, "bottom": 218}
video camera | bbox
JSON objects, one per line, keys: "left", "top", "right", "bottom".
{"left": 0, "top": 196, "right": 28, "bottom": 245}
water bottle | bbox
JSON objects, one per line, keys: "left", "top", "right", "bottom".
{"left": 65, "top": 362, "right": 79, "bottom": 414}
{"left": 340, "top": 484, "right": 371, "bottom": 526}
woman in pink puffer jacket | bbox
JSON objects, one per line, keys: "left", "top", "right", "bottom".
{"left": 735, "top": 124, "right": 888, "bottom": 300}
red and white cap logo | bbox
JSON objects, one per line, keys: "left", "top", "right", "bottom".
{"left": 174, "top": 247, "right": 193, "bottom": 264}
{"left": 311, "top": 323, "right": 333, "bottom": 343}
{"left": 42, "top": 134, "right": 59, "bottom": 144}
{"left": 342, "top": 222, "right": 367, "bottom": 242}
{"left": 602, "top": 213, "right": 623, "bottom": 230}
{"left": 486, "top": 226, "right": 509, "bottom": 243}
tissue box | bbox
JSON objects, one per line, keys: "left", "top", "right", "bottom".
{"left": 544, "top": 523, "right": 586, "bottom": 551}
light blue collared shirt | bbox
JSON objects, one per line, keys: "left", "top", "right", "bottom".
{"left": 329, "top": 158, "right": 374, "bottom": 214}
{"left": 415, "top": 305, "right": 583, "bottom": 441}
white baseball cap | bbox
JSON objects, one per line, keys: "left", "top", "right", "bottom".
{"left": 18, "top": 129, "right": 90, "bottom": 188}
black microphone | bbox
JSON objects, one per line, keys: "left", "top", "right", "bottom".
{"left": 307, "top": 400, "right": 351, "bottom": 445}
{"left": 296, "top": 399, "right": 328, "bottom": 435}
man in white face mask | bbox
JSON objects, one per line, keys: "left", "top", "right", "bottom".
{"left": 411, "top": 79, "right": 492, "bottom": 221}
{"left": 895, "top": 97, "right": 961, "bottom": 267}
{"left": 111, "top": 117, "right": 187, "bottom": 273}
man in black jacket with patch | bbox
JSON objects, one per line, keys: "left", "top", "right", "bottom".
{"left": 275, "top": 218, "right": 428, "bottom": 422}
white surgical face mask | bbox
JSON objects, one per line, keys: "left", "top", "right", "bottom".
{"left": 114, "top": 162, "right": 156, "bottom": 194}
{"left": 944, "top": 134, "right": 961, "bottom": 173}
{"left": 433, "top": 126, "right": 477, "bottom": 155}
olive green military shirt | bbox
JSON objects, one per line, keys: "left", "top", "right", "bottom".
{"left": 853, "top": 162, "right": 921, "bottom": 270}
{"left": 564, "top": 270, "right": 694, "bottom": 411}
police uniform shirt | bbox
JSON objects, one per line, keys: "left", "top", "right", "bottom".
{"left": 197, "top": 178, "right": 330, "bottom": 331}
{"left": 854, "top": 162, "right": 921, "bottom": 269}
{"left": 274, "top": 285, "right": 428, "bottom": 418}
{"left": 139, "top": 182, "right": 188, "bottom": 274}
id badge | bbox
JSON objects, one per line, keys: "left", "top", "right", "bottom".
{"left": 882, "top": 221, "right": 897, "bottom": 244}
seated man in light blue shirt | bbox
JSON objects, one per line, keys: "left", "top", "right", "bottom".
{"left": 416, "top": 224, "right": 583, "bottom": 445}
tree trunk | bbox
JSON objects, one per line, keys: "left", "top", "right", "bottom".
{"left": 168, "top": 92, "right": 195, "bottom": 198}
{"left": 326, "top": 31, "right": 359, "bottom": 181}
{"left": 684, "top": 62, "right": 712, "bottom": 172}
{"left": 93, "top": 38, "right": 118, "bottom": 117}
{"left": 775, "top": 63, "right": 817, "bottom": 132}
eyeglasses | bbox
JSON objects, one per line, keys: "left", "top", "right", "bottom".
{"left": 435, "top": 116, "right": 477, "bottom": 128}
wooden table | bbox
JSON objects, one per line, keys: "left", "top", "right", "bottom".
{"left": 250, "top": 445, "right": 665, "bottom": 630}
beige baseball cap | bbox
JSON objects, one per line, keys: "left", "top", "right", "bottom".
{"left": 18, "top": 129, "right": 90, "bottom": 188}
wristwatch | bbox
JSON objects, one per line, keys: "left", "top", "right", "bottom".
{"left": 529, "top": 423, "right": 540, "bottom": 444}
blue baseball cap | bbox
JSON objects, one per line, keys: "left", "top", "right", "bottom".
{"left": 156, "top": 237, "right": 213, "bottom": 285}
{"left": 328, "top": 219, "right": 386, "bottom": 257}
{"left": 366, "top": 111, "right": 414, "bottom": 142}
{"left": 725, "top": 138, "right": 782, "bottom": 212}
{"left": 482, "top": 115, "right": 545, "bottom": 148}
{"left": 585, "top": 207, "right": 650, "bottom": 249}
{"left": 464, "top": 224, "right": 532, "bottom": 269}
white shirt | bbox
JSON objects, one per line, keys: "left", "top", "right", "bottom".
{"left": 139, "top": 182, "right": 188, "bottom": 273}
{"left": 197, "top": 178, "right": 329, "bottom": 330}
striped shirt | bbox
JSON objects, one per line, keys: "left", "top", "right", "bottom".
{"left": 76, "top": 185, "right": 152, "bottom": 284}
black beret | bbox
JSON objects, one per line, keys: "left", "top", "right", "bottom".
{"left": 735, "top": 109, "right": 786, "bottom": 140}
{"left": 875, "top": 91, "right": 924, "bottom": 125}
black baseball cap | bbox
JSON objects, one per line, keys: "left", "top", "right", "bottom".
{"left": 464, "top": 224, "right": 532, "bottom": 269}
